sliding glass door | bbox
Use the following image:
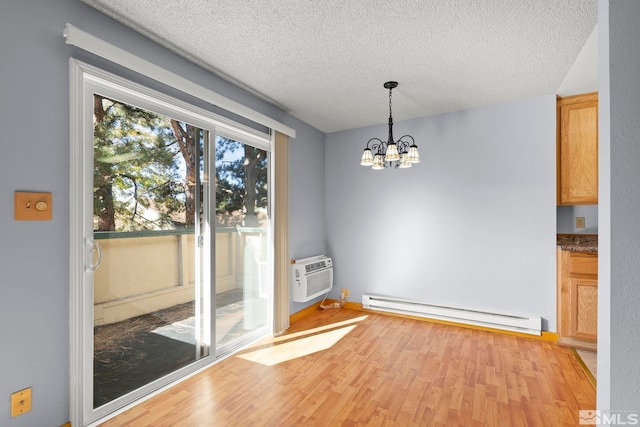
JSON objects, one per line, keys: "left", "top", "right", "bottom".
{"left": 72, "top": 62, "right": 272, "bottom": 425}
{"left": 89, "top": 93, "right": 212, "bottom": 415}
{"left": 214, "top": 137, "right": 270, "bottom": 353}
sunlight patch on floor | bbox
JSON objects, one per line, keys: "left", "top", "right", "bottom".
{"left": 151, "top": 300, "right": 253, "bottom": 346}
{"left": 272, "top": 315, "right": 368, "bottom": 343}
{"left": 238, "top": 324, "right": 358, "bottom": 365}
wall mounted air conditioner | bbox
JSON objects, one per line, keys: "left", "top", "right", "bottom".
{"left": 291, "top": 255, "right": 333, "bottom": 302}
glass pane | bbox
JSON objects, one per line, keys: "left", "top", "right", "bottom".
{"left": 92, "top": 94, "right": 210, "bottom": 408}
{"left": 215, "top": 136, "right": 269, "bottom": 349}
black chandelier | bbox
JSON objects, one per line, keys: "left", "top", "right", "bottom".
{"left": 360, "top": 81, "right": 420, "bottom": 169}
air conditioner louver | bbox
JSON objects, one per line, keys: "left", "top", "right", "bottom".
{"left": 291, "top": 256, "right": 333, "bottom": 302}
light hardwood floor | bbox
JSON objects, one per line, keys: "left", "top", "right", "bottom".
{"left": 99, "top": 308, "right": 595, "bottom": 426}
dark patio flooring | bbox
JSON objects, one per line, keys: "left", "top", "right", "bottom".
{"left": 93, "top": 289, "right": 244, "bottom": 408}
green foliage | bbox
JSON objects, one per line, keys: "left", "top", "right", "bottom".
{"left": 93, "top": 96, "right": 186, "bottom": 231}
{"left": 215, "top": 137, "right": 268, "bottom": 226}
{"left": 93, "top": 95, "right": 269, "bottom": 231}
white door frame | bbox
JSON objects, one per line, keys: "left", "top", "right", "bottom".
{"left": 69, "top": 59, "right": 273, "bottom": 426}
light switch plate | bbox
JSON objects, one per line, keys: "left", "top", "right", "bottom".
{"left": 15, "top": 191, "right": 52, "bottom": 221}
{"left": 11, "top": 387, "right": 32, "bottom": 417}
{"left": 576, "top": 217, "right": 586, "bottom": 229}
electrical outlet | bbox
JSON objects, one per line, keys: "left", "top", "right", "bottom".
{"left": 11, "top": 387, "right": 32, "bottom": 417}
{"left": 341, "top": 288, "right": 349, "bottom": 299}
{"left": 576, "top": 217, "right": 586, "bottom": 229}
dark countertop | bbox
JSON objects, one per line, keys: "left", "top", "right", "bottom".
{"left": 557, "top": 234, "right": 598, "bottom": 253}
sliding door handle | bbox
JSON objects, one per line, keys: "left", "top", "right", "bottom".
{"left": 86, "top": 238, "right": 103, "bottom": 271}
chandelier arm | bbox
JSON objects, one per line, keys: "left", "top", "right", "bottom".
{"left": 396, "top": 135, "right": 415, "bottom": 145}
{"left": 366, "top": 137, "right": 386, "bottom": 151}
{"left": 395, "top": 139, "right": 411, "bottom": 153}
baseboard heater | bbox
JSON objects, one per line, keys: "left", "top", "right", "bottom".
{"left": 362, "top": 294, "right": 542, "bottom": 335}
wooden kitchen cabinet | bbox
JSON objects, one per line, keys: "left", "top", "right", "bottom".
{"left": 557, "top": 249, "right": 598, "bottom": 350}
{"left": 557, "top": 92, "right": 598, "bottom": 205}
{"left": 569, "top": 276, "right": 598, "bottom": 341}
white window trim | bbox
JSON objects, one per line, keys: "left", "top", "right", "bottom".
{"left": 76, "top": 59, "right": 271, "bottom": 150}
{"left": 63, "top": 23, "right": 296, "bottom": 139}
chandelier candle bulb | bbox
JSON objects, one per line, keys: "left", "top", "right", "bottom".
{"left": 360, "top": 81, "right": 419, "bottom": 170}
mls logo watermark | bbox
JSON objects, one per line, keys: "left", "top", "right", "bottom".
{"left": 580, "top": 410, "right": 640, "bottom": 425}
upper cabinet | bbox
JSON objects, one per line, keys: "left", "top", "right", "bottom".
{"left": 557, "top": 93, "right": 598, "bottom": 205}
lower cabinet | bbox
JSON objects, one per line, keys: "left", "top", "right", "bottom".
{"left": 557, "top": 249, "right": 598, "bottom": 350}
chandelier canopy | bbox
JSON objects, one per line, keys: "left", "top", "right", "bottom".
{"left": 360, "top": 81, "right": 420, "bottom": 169}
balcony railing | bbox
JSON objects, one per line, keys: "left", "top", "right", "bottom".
{"left": 93, "top": 227, "right": 267, "bottom": 326}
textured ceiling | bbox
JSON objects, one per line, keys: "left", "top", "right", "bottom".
{"left": 81, "top": 0, "right": 597, "bottom": 133}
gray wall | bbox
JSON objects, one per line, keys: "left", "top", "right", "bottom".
{"left": 598, "top": 0, "right": 640, "bottom": 412}
{"left": 325, "top": 96, "right": 557, "bottom": 331}
{"left": 557, "top": 205, "right": 599, "bottom": 233}
{"left": 285, "top": 114, "right": 328, "bottom": 313}
{"left": 0, "top": 0, "right": 325, "bottom": 425}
